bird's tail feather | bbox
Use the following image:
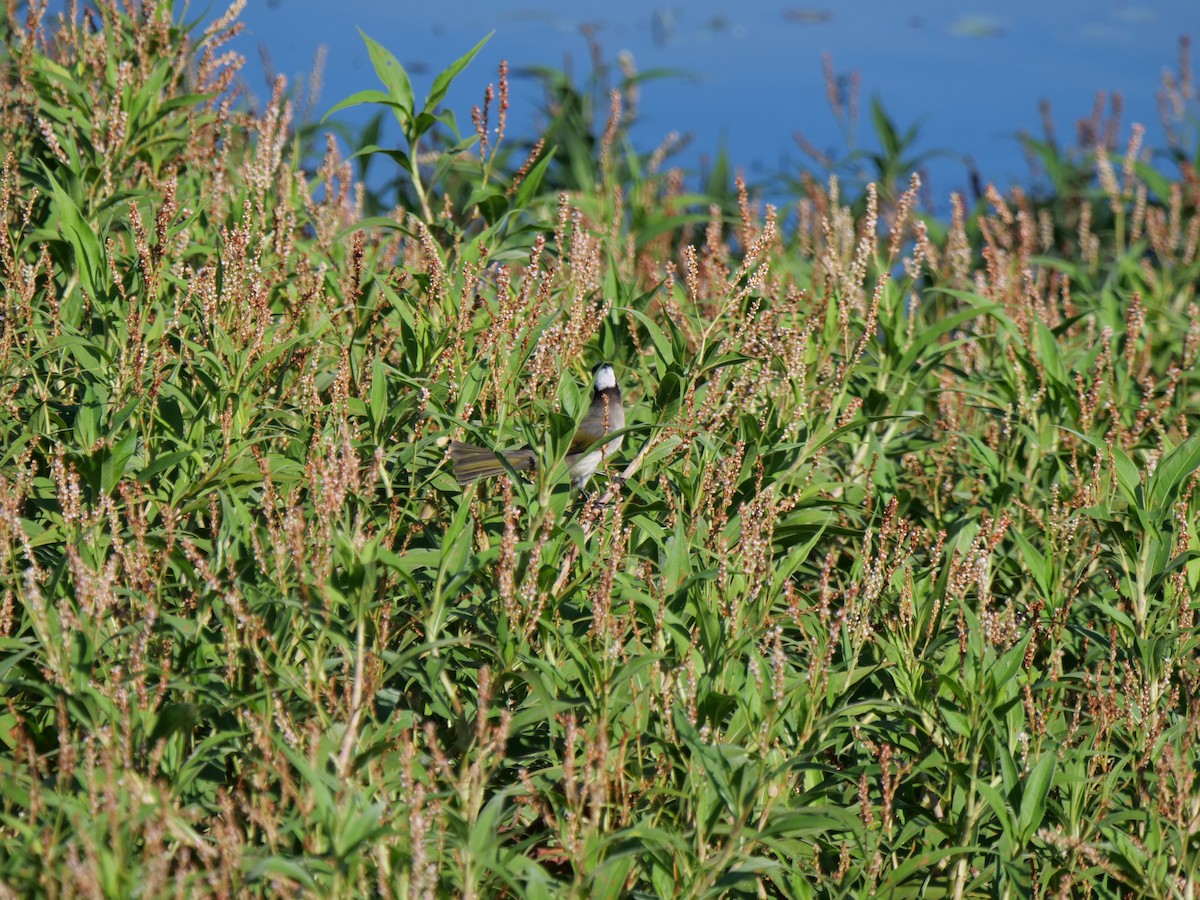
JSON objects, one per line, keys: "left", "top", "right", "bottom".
{"left": 448, "top": 441, "right": 536, "bottom": 484}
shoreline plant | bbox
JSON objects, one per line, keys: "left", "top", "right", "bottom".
{"left": 1, "top": 3, "right": 1198, "bottom": 896}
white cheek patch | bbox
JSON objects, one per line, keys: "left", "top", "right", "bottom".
{"left": 593, "top": 365, "right": 616, "bottom": 391}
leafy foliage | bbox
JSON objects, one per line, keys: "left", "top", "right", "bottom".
{"left": 1, "top": 4, "right": 1198, "bottom": 897}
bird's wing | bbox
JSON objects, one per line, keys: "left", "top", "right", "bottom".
{"left": 567, "top": 431, "right": 601, "bottom": 456}
{"left": 570, "top": 393, "right": 622, "bottom": 456}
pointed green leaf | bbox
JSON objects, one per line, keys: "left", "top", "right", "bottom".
{"left": 1018, "top": 751, "right": 1056, "bottom": 843}
{"left": 514, "top": 147, "right": 556, "bottom": 208}
{"left": 358, "top": 30, "right": 413, "bottom": 119}
{"left": 1148, "top": 429, "right": 1200, "bottom": 515}
{"left": 41, "top": 165, "right": 105, "bottom": 302}
{"left": 1033, "top": 321, "right": 1069, "bottom": 387}
{"left": 425, "top": 32, "right": 493, "bottom": 112}
{"left": 323, "top": 88, "right": 397, "bottom": 121}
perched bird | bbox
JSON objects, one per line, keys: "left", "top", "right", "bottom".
{"left": 449, "top": 362, "right": 624, "bottom": 490}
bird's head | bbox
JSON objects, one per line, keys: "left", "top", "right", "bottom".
{"left": 591, "top": 361, "right": 617, "bottom": 392}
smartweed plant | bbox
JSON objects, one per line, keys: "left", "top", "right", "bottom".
{"left": 1, "top": 3, "right": 1198, "bottom": 897}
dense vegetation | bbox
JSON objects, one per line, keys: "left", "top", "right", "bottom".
{"left": 2, "top": 3, "right": 1199, "bottom": 896}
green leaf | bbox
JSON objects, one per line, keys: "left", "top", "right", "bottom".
{"left": 41, "top": 165, "right": 106, "bottom": 303}
{"left": 896, "top": 303, "right": 1000, "bottom": 374}
{"left": 101, "top": 430, "right": 139, "bottom": 494}
{"left": 148, "top": 703, "right": 199, "bottom": 745}
{"left": 663, "top": 519, "right": 691, "bottom": 594}
{"left": 334, "top": 801, "right": 387, "bottom": 858}
{"left": 1111, "top": 444, "right": 1142, "bottom": 508}
{"left": 513, "top": 147, "right": 556, "bottom": 208}
{"left": 1011, "top": 529, "right": 1049, "bottom": 597}
{"left": 871, "top": 95, "right": 900, "bottom": 158}
{"left": 430, "top": 134, "right": 480, "bottom": 189}
{"left": 1033, "top": 320, "right": 1069, "bottom": 387}
{"left": 245, "top": 856, "right": 317, "bottom": 889}
{"left": 323, "top": 89, "right": 397, "bottom": 121}
{"left": 1018, "top": 751, "right": 1056, "bottom": 844}
{"left": 467, "top": 183, "right": 508, "bottom": 225}
{"left": 348, "top": 144, "right": 413, "bottom": 173}
{"left": 425, "top": 32, "right": 493, "bottom": 112}
{"left": 879, "top": 845, "right": 987, "bottom": 890}
{"left": 990, "top": 632, "right": 1031, "bottom": 695}
{"left": 655, "top": 369, "right": 684, "bottom": 419}
{"left": 358, "top": 30, "right": 414, "bottom": 120}
{"left": 431, "top": 494, "right": 475, "bottom": 637}
{"left": 1148, "top": 429, "right": 1200, "bottom": 515}
{"left": 369, "top": 357, "right": 387, "bottom": 435}
{"left": 623, "top": 307, "right": 674, "bottom": 366}
{"left": 74, "top": 383, "right": 106, "bottom": 450}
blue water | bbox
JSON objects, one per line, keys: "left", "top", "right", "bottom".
{"left": 231, "top": 0, "right": 1195, "bottom": 208}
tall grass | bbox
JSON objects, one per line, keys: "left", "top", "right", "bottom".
{"left": 1, "top": 3, "right": 1198, "bottom": 896}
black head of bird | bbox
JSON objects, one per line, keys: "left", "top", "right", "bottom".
{"left": 448, "top": 362, "right": 624, "bottom": 489}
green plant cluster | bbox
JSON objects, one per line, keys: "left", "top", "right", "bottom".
{"left": 1, "top": 3, "right": 1199, "bottom": 897}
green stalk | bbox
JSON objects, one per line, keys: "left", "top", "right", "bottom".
{"left": 952, "top": 739, "right": 983, "bottom": 900}
{"left": 407, "top": 134, "right": 435, "bottom": 224}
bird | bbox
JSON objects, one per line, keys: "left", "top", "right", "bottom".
{"left": 448, "top": 362, "right": 624, "bottom": 490}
